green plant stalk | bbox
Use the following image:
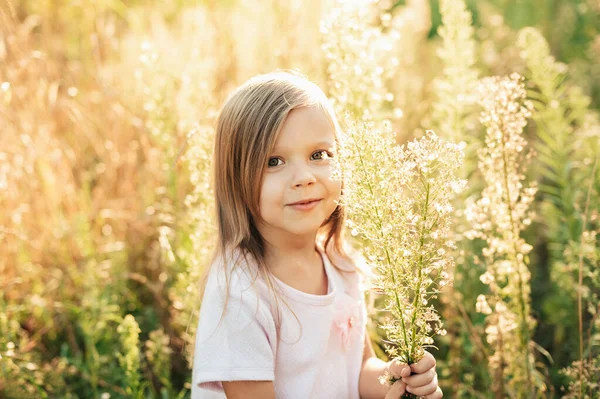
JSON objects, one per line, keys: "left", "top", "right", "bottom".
{"left": 495, "top": 326, "right": 505, "bottom": 399}
{"left": 409, "top": 177, "right": 430, "bottom": 360}
{"left": 404, "top": 178, "right": 432, "bottom": 399}
{"left": 498, "top": 121, "right": 535, "bottom": 397}
{"left": 485, "top": 229, "right": 506, "bottom": 398}
{"left": 577, "top": 156, "right": 598, "bottom": 397}
{"left": 82, "top": 324, "right": 100, "bottom": 398}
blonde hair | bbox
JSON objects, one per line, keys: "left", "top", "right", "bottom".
{"left": 203, "top": 70, "right": 359, "bottom": 337}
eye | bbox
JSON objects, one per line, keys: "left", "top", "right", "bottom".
{"left": 267, "top": 157, "right": 283, "bottom": 168}
{"left": 311, "top": 150, "right": 333, "bottom": 161}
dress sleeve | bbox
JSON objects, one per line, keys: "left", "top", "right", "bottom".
{"left": 192, "top": 263, "right": 276, "bottom": 393}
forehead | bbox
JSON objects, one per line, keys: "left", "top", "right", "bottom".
{"left": 273, "top": 106, "right": 336, "bottom": 151}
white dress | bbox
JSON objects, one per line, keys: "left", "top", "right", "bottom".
{"left": 191, "top": 244, "right": 368, "bottom": 399}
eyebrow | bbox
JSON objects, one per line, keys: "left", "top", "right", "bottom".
{"left": 272, "top": 140, "right": 335, "bottom": 153}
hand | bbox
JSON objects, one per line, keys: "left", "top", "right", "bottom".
{"left": 383, "top": 351, "right": 443, "bottom": 399}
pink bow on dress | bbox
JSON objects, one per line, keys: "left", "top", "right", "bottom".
{"left": 332, "top": 293, "right": 361, "bottom": 351}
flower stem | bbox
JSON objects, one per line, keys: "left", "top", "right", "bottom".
{"left": 409, "top": 176, "right": 430, "bottom": 360}
{"left": 498, "top": 120, "right": 534, "bottom": 396}
{"left": 577, "top": 156, "right": 597, "bottom": 398}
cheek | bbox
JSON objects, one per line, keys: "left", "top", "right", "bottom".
{"left": 259, "top": 175, "right": 284, "bottom": 208}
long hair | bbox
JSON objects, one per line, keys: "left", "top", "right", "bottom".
{"left": 203, "top": 70, "right": 358, "bottom": 335}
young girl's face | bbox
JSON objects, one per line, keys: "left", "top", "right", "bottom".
{"left": 257, "top": 105, "right": 342, "bottom": 243}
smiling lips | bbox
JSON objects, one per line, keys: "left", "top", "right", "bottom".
{"left": 287, "top": 198, "right": 323, "bottom": 211}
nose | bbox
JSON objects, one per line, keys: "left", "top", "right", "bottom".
{"left": 292, "top": 164, "right": 316, "bottom": 188}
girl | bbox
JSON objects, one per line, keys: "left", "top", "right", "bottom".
{"left": 192, "top": 71, "right": 443, "bottom": 399}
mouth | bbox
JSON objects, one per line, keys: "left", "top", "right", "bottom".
{"left": 288, "top": 198, "right": 322, "bottom": 206}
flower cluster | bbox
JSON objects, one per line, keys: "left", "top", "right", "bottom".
{"left": 117, "top": 314, "right": 142, "bottom": 397}
{"left": 560, "top": 357, "right": 600, "bottom": 398}
{"left": 321, "top": 0, "right": 397, "bottom": 122}
{"left": 429, "top": 0, "right": 479, "bottom": 143}
{"left": 466, "top": 74, "right": 544, "bottom": 396}
{"left": 336, "top": 116, "right": 465, "bottom": 374}
{"left": 145, "top": 328, "right": 173, "bottom": 391}
{"left": 517, "top": 27, "right": 568, "bottom": 101}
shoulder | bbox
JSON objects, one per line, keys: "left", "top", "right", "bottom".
{"left": 201, "top": 249, "right": 272, "bottom": 318}
{"left": 205, "top": 249, "right": 260, "bottom": 295}
{"left": 196, "top": 249, "right": 278, "bottom": 348}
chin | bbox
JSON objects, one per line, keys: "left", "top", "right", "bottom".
{"left": 282, "top": 224, "right": 322, "bottom": 237}
{"left": 288, "top": 227, "right": 321, "bottom": 236}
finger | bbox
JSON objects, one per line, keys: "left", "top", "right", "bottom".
{"left": 384, "top": 380, "right": 406, "bottom": 399}
{"left": 400, "top": 366, "right": 411, "bottom": 378}
{"left": 425, "top": 387, "right": 443, "bottom": 399}
{"left": 406, "top": 375, "right": 438, "bottom": 396}
{"left": 402, "top": 367, "right": 436, "bottom": 387}
{"left": 410, "top": 350, "right": 436, "bottom": 374}
{"left": 387, "top": 359, "right": 410, "bottom": 379}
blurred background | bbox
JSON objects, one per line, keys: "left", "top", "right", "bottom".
{"left": 1, "top": 0, "right": 599, "bottom": 397}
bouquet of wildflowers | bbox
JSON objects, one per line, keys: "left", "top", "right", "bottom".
{"left": 335, "top": 117, "right": 466, "bottom": 390}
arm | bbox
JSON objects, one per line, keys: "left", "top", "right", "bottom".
{"left": 222, "top": 381, "right": 275, "bottom": 399}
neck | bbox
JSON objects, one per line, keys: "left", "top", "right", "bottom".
{"left": 256, "top": 222, "right": 320, "bottom": 258}
{"left": 263, "top": 238, "right": 322, "bottom": 273}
